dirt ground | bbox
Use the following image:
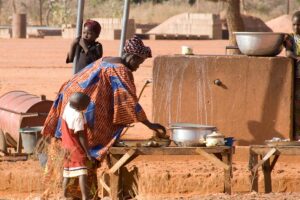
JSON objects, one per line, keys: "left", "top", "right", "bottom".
{"left": 0, "top": 38, "right": 298, "bottom": 199}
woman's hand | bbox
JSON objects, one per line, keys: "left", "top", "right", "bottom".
{"left": 86, "top": 153, "right": 92, "bottom": 161}
{"left": 142, "top": 120, "right": 168, "bottom": 139}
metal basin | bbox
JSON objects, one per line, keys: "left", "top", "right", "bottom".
{"left": 170, "top": 123, "right": 216, "bottom": 147}
{"left": 233, "top": 32, "right": 285, "bottom": 56}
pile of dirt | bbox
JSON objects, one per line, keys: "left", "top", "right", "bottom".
{"left": 2, "top": 158, "right": 300, "bottom": 199}
{"left": 266, "top": 14, "right": 293, "bottom": 33}
{"left": 220, "top": 12, "right": 272, "bottom": 32}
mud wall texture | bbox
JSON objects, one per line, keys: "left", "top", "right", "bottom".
{"left": 152, "top": 55, "right": 293, "bottom": 145}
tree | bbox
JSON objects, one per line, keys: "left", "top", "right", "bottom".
{"left": 11, "top": 0, "right": 27, "bottom": 13}
{"left": 224, "top": 0, "right": 244, "bottom": 54}
{"left": 38, "top": 0, "right": 47, "bottom": 26}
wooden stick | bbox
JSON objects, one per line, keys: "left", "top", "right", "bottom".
{"left": 251, "top": 148, "right": 277, "bottom": 173}
{"left": 0, "top": 149, "right": 7, "bottom": 156}
{"left": 99, "top": 173, "right": 111, "bottom": 194}
{"left": 108, "top": 149, "right": 136, "bottom": 174}
{"left": 5, "top": 133, "right": 17, "bottom": 148}
{"left": 196, "top": 148, "right": 230, "bottom": 170}
{"left": 0, "top": 155, "right": 27, "bottom": 161}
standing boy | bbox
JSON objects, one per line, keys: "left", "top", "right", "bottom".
{"left": 285, "top": 11, "right": 300, "bottom": 139}
{"left": 66, "top": 19, "right": 103, "bottom": 73}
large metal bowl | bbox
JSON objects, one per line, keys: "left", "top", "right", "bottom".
{"left": 170, "top": 123, "right": 217, "bottom": 147}
{"left": 233, "top": 32, "right": 285, "bottom": 56}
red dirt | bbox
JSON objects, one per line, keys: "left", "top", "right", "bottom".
{"left": 266, "top": 14, "right": 293, "bottom": 33}
{"left": 0, "top": 38, "right": 298, "bottom": 199}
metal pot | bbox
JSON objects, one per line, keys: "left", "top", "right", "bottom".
{"left": 170, "top": 123, "right": 217, "bottom": 147}
{"left": 206, "top": 132, "right": 225, "bottom": 147}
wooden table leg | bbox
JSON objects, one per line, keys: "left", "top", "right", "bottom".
{"left": 249, "top": 152, "right": 258, "bottom": 192}
{"left": 222, "top": 152, "right": 232, "bottom": 194}
{"left": 109, "top": 154, "right": 122, "bottom": 200}
{"left": 262, "top": 158, "right": 272, "bottom": 193}
{"left": 270, "top": 155, "right": 279, "bottom": 171}
{"left": 17, "top": 133, "right": 22, "bottom": 153}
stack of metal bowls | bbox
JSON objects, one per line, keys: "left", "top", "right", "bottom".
{"left": 169, "top": 123, "right": 216, "bottom": 147}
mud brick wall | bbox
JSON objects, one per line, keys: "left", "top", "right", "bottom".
{"left": 62, "top": 18, "right": 135, "bottom": 40}
{"left": 152, "top": 55, "right": 293, "bottom": 145}
{"left": 148, "top": 13, "right": 222, "bottom": 39}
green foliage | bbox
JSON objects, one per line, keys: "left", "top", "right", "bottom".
{"left": 46, "top": 0, "right": 72, "bottom": 26}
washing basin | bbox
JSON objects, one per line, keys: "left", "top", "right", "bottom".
{"left": 233, "top": 32, "right": 285, "bottom": 56}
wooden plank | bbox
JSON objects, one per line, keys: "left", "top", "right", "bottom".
{"left": 262, "top": 158, "right": 272, "bottom": 193}
{"left": 251, "top": 146, "right": 300, "bottom": 155}
{"left": 108, "top": 149, "right": 136, "bottom": 174}
{"left": 0, "top": 155, "right": 27, "bottom": 161}
{"left": 251, "top": 148, "right": 277, "bottom": 173}
{"left": 196, "top": 149, "right": 230, "bottom": 170}
{"left": 99, "top": 173, "right": 111, "bottom": 195}
{"left": 109, "top": 154, "right": 122, "bottom": 200}
{"left": 222, "top": 153, "right": 232, "bottom": 194}
{"left": 109, "top": 147, "right": 230, "bottom": 155}
{"left": 249, "top": 153, "right": 259, "bottom": 192}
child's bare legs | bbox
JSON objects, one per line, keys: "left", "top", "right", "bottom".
{"left": 63, "top": 177, "right": 70, "bottom": 197}
{"left": 79, "top": 174, "right": 89, "bottom": 200}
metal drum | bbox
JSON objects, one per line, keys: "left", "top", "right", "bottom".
{"left": 0, "top": 91, "right": 53, "bottom": 150}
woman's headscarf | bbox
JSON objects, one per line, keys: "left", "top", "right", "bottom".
{"left": 123, "top": 35, "right": 152, "bottom": 59}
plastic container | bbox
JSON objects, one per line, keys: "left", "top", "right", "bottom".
{"left": 224, "top": 137, "right": 235, "bottom": 146}
{"left": 181, "top": 46, "right": 193, "bottom": 55}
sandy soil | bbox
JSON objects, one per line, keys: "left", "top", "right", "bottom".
{"left": 0, "top": 38, "right": 297, "bottom": 199}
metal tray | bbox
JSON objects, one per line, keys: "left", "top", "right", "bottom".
{"left": 265, "top": 141, "right": 300, "bottom": 147}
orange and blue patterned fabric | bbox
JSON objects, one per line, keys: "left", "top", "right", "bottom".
{"left": 43, "top": 59, "right": 148, "bottom": 160}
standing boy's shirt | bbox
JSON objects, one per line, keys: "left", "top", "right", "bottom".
{"left": 61, "top": 102, "right": 88, "bottom": 178}
{"left": 66, "top": 41, "right": 103, "bottom": 73}
{"left": 291, "top": 34, "right": 300, "bottom": 56}
{"left": 285, "top": 33, "right": 300, "bottom": 78}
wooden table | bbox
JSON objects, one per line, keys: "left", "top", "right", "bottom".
{"left": 106, "top": 146, "right": 234, "bottom": 200}
{"left": 249, "top": 145, "right": 300, "bottom": 193}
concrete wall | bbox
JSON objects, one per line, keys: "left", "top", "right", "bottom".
{"left": 0, "top": 28, "right": 11, "bottom": 38}
{"left": 148, "top": 13, "right": 222, "bottom": 39}
{"left": 152, "top": 55, "right": 293, "bottom": 145}
{"left": 0, "top": 27, "right": 61, "bottom": 38}
{"left": 62, "top": 18, "right": 135, "bottom": 40}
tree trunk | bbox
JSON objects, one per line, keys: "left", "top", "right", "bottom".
{"left": 39, "top": 0, "right": 43, "bottom": 26}
{"left": 0, "top": 0, "right": 2, "bottom": 24}
{"left": 12, "top": 0, "right": 17, "bottom": 13}
{"left": 241, "top": 0, "right": 246, "bottom": 14}
{"left": 225, "top": 0, "right": 244, "bottom": 54}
